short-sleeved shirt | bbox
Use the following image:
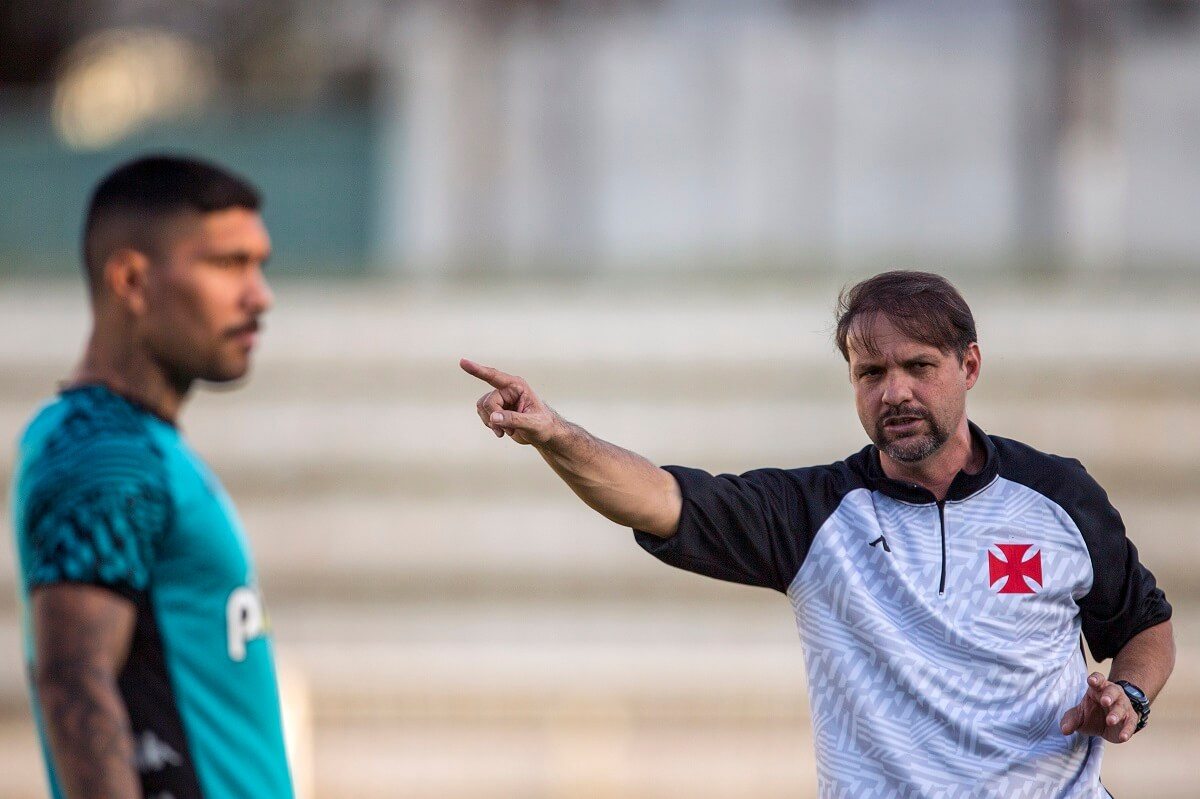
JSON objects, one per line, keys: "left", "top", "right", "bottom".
{"left": 635, "top": 422, "right": 1170, "bottom": 799}
{"left": 10, "top": 385, "right": 294, "bottom": 799}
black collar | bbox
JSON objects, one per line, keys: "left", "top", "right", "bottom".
{"left": 860, "top": 420, "right": 998, "bottom": 505}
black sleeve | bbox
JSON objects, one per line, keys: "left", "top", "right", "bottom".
{"left": 1059, "top": 461, "right": 1172, "bottom": 662}
{"left": 633, "top": 465, "right": 840, "bottom": 593}
{"left": 1017, "top": 453, "right": 1176, "bottom": 657}
{"left": 995, "top": 437, "right": 1172, "bottom": 662}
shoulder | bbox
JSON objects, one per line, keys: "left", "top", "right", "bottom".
{"left": 16, "top": 388, "right": 172, "bottom": 544}
{"left": 15, "top": 390, "right": 173, "bottom": 594}
{"left": 990, "top": 434, "right": 1113, "bottom": 519}
{"left": 743, "top": 460, "right": 865, "bottom": 526}
{"left": 744, "top": 460, "right": 857, "bottom": 488}
{"left": 991, "top": 434, "right": 1096, "bottom": 488}
{"left": 775, "top": 459, "right": 862, "bottom": 503}
{"left": 667, "top": 459, "right": 859, "bottom": 503}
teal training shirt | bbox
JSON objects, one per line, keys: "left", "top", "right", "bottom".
{"left": 10, "top": 385, "right": 294, "bottom": 799}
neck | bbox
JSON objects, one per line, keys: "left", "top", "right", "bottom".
{"left": 67, "top": 324, "right": 191, "bottom": 423}
{"left": 879, "top": 417, "right": 981, "bottom": 501}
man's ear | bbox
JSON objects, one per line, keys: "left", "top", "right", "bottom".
{"left": 962, "top": 342, "right": 982, "bottom": 390}
{"left": 104, "top": 248, "right": 151, "bottom": 316}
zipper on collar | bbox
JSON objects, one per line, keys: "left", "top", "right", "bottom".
{"left": 936, "top": 500, "right": 947, "bottom": 595}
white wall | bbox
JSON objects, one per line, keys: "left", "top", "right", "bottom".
{"left": 379, "top": 1, "right": 1198, "bottom": 276}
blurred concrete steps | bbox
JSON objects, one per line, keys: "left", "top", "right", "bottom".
{"left": 3, "top": 392, "right": 1196, "bottom": 487}
{"left": 7, "top": 355, "right": 1200, "bottom": 407}
{"left": 2, "top": 714, "right": 1194, "bottom": 799}
{"left": 309, "top": 714, "right": 1200, "bottom": 799}
{"left": 3, "top": 493, "right": 1195, "bottom": 607}
{"left": 276, "top": 604, "right": 1200, "bottom": 726}
{"left": 2, "top": 281, "right": 1198, "bottom": 368}
{"left": 3, "top": 598, "right": 1195, "bottom": 723}
{"left": 3, "top": 282, "right": 1198, "bottom": 798}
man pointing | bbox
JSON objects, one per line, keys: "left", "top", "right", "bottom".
{"left": 461, "top": 270, "right": 1173, "bottom": 798}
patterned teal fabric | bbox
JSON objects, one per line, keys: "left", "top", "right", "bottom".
{"left": 11, "top": 385, "right": 294, "bottom": 799}
{"left": 18, "top": 386, "right": 171, "bottom": 594}
{"left": 25, "top": 473, "right": 168, "bottom": 593}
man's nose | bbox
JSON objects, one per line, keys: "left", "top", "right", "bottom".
{"left": 245, "top": 267, "right": 274, "bottom": 315}
{"left": 881, "top": 373, "right": 914, "bottom": 406}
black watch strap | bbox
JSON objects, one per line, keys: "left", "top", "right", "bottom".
{"left": 1114, "top": 680, "right": 1151, "bottom": 733}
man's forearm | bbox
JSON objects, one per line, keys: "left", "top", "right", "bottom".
{"left": 536, "top": 417, "right": 682, "bottom": 537}
{"left": 461, "top": 358, "right": 683, "bottom": 536}
{"left": 36, "top": 662, "right": 141, "bottom": 799}
{"left": 1108, "top": 619, "right": 1175, "bottom": 703}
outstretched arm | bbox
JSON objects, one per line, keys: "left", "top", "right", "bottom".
{"left": 461, "top": 358, "right": 682, "bottom": 537}
{"left": 1060, "top": 619, "right": 1175, "bottom": 743}
{"left": 32, "top": 583, "right": 140, "bottom": 798}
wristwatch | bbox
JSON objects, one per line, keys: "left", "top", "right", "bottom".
{"left": 1114, "top": 680, "right": 1151, "bottom": 733}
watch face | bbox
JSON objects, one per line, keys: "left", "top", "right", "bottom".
{"left": 1116, "top": 681, "right": 1151, "bottom": 732}
{"left": 1120, "top": 681, "right": 1148, "bottom": 703}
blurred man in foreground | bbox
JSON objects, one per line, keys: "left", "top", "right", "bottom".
{"left": 462, "top": 270, "right": 1174, "bottom": 797}
{"left": 10, "top": 156, "right": 293, "bottom": 798}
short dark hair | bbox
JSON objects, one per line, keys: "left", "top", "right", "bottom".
{"left": 83, "top": 155, "right": 261, "bottom": 294}
{"left": 834, "top": 270, "right": 977, "bottom": 362}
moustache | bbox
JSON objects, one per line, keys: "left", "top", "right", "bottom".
{"left": 225, "top": 319, "right": 261, "bottom": 337}
{"left": 880, "top": 407, "right": 929, "bottom": 424}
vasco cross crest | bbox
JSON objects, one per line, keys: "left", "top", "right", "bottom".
{"left": 987, "top": 543, "right": 1043, "bottom": 594}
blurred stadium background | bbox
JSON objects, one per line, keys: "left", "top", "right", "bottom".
{"left": 1, "top": 1, "right": 1198, "bottom": 797}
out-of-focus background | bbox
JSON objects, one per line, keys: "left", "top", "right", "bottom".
{"left": 1, "top": 2, "right": 1197, "bottom": 797}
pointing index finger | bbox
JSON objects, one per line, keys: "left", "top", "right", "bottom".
{"left": 460, "top": 358, "right": 518, "bottom": 389}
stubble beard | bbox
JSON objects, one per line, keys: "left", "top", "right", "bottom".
{"left": 875, "top": 410, "right": 951, "bottom": 464}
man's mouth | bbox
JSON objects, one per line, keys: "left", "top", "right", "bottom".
{"left": 882, "top": 414, "right": 925, "bottom": 433}
{"left": 227, "top": 320, "right": 261, "bottom": 346}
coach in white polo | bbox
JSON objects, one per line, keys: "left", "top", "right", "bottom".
{"left": 461, "top": 270, "right": 1174, "bottom": 798}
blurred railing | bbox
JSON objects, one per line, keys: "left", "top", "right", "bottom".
{"left": 0, "top": 97, "right": 378, "bottom": 277}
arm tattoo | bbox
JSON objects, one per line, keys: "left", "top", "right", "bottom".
{"left": 36, "top": 661, "right": 139, "bottom": 796}
{"left": 33, "top": 588, "right": 140, "bottom": 799}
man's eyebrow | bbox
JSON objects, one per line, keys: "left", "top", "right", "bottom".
{"left": 206, "top": 248, "right": 271, "bottom": 263}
